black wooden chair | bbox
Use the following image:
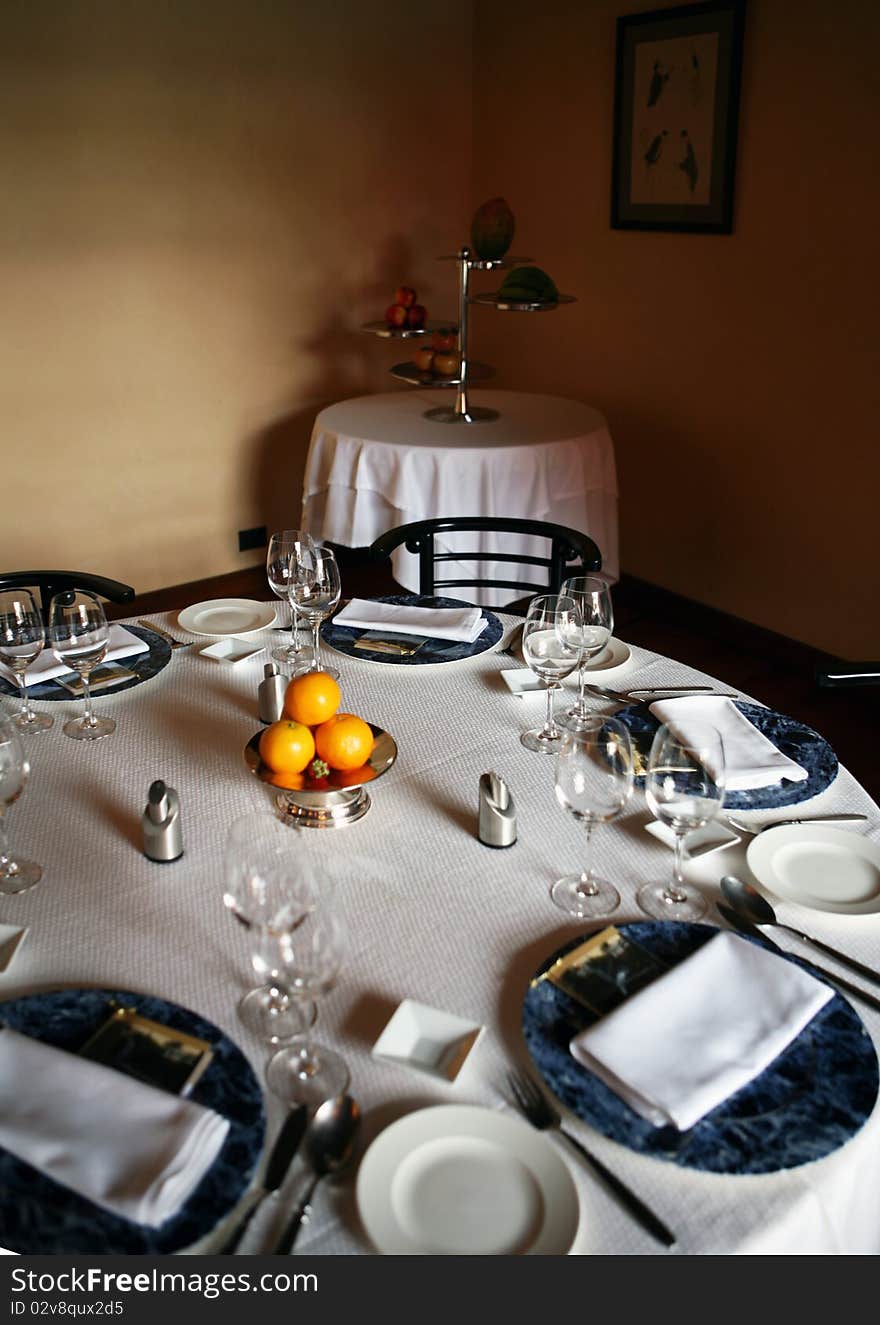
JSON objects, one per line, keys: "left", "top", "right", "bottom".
{"left": 0, "top": 571, "right": 135, "bottom": 623}
{"left": 369, "top": 517, "right": 602, "bottom": 611}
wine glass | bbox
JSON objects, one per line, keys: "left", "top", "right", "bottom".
{"left": 0, "top": 719, "right": 42, "bottom": 894}
{"left": 559, "top": 576, "right": 614, "bottom": 731}
{"left": 47, "top": 590, "right": 115, "bottom": 740}
{"left": 292, "top": 545, "right": 342, "bottom": 680}
{"left": 0, "top": 590, "right": 53, "bottom": 733}
{"left": 520, "top": 593, "right": 582, "bottom": 753}
{"left": 637, "top": 721, "right": 726, "bottom": 921}
{"left": 267, "top": 529, "right": 315, "bottom": 668}
{"left": 266, "top": 901, "right": 348, "bottom": 1108}
{"left": 223, "top": 813, "right": 317, "bottom": 1044}
{"left": 550, "top": 716, "right": 634, "bottom": 918}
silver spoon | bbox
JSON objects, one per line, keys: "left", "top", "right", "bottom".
{"left": 271, "top": 1094, "right": 361, "bottom": 1255}
{"left": 719, "top": 875, "right": 880, "bottom": 987}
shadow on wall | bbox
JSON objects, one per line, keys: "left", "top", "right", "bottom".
{"left": 249, "top": 235, "right": 420, "bottom": 532}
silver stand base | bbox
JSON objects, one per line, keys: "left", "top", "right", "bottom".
{"left": 423, "top": 405, "right": 499, "bottom": 424}
{"left": 275, "top": 788, "right": 371, "bottom": 828}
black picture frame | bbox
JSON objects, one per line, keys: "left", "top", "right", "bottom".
{"left": 611, "top": 0, "right": 746, "bottom": 233}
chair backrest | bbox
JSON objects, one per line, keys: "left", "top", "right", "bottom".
{"left": 0, "top": 571, "right": 135, "bottom": 623}
{"left": 369, "top": 517, "right": 602, "bottom": 607}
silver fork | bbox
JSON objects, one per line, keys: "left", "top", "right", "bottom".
{"left": 507, "top": 1069, "right": 676, "bottom": 1248}
{"left": 136, "top": 619, "right": 194, "bottom": 650}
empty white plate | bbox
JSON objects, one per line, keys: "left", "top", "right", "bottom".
{"left": 178, "top": 599, "right": 276, "bottom": 638}
{"left": 747, "top": 825, "right": 880, "bottom": 915}
{"left": 0, "top": 923, "right": 28, "bottom": 973}
{"left": 372, "top": 1000, "right": 483, "bottom": 1082}
{"left": 356, "top": 1104, "right": 579, "bottom": 1255}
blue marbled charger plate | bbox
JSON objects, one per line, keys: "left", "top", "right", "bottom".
{"left": 0, "top": 625, "right": 172, "bottom": 703}
{"left": 523, "top": 922, "right": 878, "bottom": 1175}
{"left": 614, "top": 700, "right": 839, "bottom": 811}
{"left": 321, "top": 594, "right": 503, "bottom": 666}
{"left": 0, "top": 987, "right": 265, "bottom": 1254}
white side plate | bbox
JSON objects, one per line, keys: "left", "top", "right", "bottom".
{"left": 747, "top": 825, "right": 880, "bottom": 915}
{"left": 356, "top": 1104, "right": 580, "bottom": 1255}
{"left": 372, "top": 1000, "right": 483, "bottom": 1082}
{"left": 178, "top": 599, "right": 276, "bottom": 638}
{"left": 0, "top": 924, "right": 28, "bottom": 973}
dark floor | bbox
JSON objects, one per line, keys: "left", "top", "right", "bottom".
{"left": 117, "top": 553, "right": 879, "bottom": 799}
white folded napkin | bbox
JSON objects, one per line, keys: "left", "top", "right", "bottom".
{"left": 0, "top": 1028, "right": 229, "bottom": 1227}
{"left": 334, "top": 597, "right": 487, "bottom": 644}
{"left": 648, "top": 695, "right": 809, "bottom": 791}
{"left": 569, "top": 932, "right": 832, "bottom": 1131}
{"left": 0, "top": 624, "right": 149, "bottom": 689}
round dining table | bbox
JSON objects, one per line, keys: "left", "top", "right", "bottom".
{"left": 300, "top": 390, "right": 620, "bottom": 604}
{"left": 1, "top": 605, "right": 879, "bottom": 1257}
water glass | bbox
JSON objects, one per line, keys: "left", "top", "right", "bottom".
{"left": 0, "top": 590, "right": 53, "bottom": 733}
{"left": 292, "top": 545, "right": 342, "bottom": 680}
{"left": 520, "top": 593, "right": 582, "bottom": 753}
{"left": 637, "top": 721, "right": 726, "bottom": 921}
{"left": 48, "top": 590, "right": 115, "bottom": 741}
{"left": 559, "top": 576, "right": 614, "bottom": 730}
{"left": 0, "top": 719, "right": 42, "bottom": 894}
{"left": 267, "top": 529, "right": 315, "bottom": 668}
{"left": 550, "top": 716, "right": 634, "bottom": 918}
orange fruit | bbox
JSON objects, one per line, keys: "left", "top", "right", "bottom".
{"left": 314, "top": 713, "right": 374, "bottom": 771}
{"left": 333, "top": 764, "right": 378, "bottom": 788}
{"left": 259, "top": 720, "right": 315, "bottom": 775}
{"left": 283, "top": 671, "right": 341, "bottom": 727}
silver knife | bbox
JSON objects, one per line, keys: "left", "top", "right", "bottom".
{"left": 216, "top": 1105, "right": 309, "bottom": 1254}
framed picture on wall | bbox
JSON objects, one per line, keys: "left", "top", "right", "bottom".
{"left": 611, "top": 0, "right": 746, "bottom": 233}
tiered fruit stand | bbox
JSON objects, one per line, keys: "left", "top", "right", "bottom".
{"left": 362, "top": 247, "right": 575, "bottom": 425}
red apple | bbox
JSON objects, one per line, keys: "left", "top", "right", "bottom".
{"left": 432, "top": 350, "right": 460, "bottom": 378}
{"left": 431, "top": 327, "right": 457, "bottom": 353}
{"left": 385, "top": 303, "right": 408, "bottom": 328}
{"left": 395, "top": 286, "right": 417, "bottom": 308}
{"left": 413, "top": 346, "right": 435, "bottom": 373}
{"left": 406, "top": 303, "right": 427, "bottom": 330}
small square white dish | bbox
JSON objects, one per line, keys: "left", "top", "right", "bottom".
{"left": 200, "top": 639, "right": 265, "bottom": 666}
{"left": 372, "top": 999, "right": 484, "bottom": 1082}
{"left": 645, "top": 820, "right": 741, "bottom": 857}
{"left": 0, "top": 923, "right": 28, "bottom": 973}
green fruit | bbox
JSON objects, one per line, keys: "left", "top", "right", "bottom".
{"left": 498, "top": 264, "right": 558, "bottom": 303}
{"left": 470, "top": 197, "right": 515, "bottom": 261}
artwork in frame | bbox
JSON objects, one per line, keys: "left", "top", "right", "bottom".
{"left": 611, "top": 0, "right": 746, "bottom": 233}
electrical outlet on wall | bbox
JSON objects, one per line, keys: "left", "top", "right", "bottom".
{"left": 238, "top": 525, "right": 267, "bottom": 552}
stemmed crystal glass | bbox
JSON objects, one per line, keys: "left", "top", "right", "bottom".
{"left": 267, "top": 529, "right": 315, "bottom": 668}
{"left": 0, "top": 719, "right": 42, "bottom": 894}
{"left": 48, "top": 590, "right": 115, "bottom": 741}
{"left": 292, "top": 545, "right": 342, "bottom": 680}
{"left": 520, "top": 593, "right": 583, "bottom": 753}
{"left": 0, "top": 590, "right": 53, "bottom": 733}
{"left": 266, "top": 902, "right": 348, "bottom": 1108}
{"left": 550, "top": 716, "right": 634, "bottom": 918}
{"left": 637, "top": 721, "right": 726, "bottom": 921}
{"left": 223, "top": 813, "right": 317, "bottom": 1043}
{"left": 559, "top": 576, "right": 614, "bottom": 731}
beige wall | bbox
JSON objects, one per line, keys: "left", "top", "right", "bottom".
{"left": 1, "top": 1, "right": 472, "bottom": 590}
{"left": 472, "top": 0, "right": 880, "bottom": 656}
{"left": 3, "top": 1, "right": 878, "bottom": 655}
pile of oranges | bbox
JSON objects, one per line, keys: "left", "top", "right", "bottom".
{"left": 258, "top": 672, "right": 375, "bottom": 789}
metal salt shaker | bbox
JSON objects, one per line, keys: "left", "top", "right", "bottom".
{"left": 142, "top": 779, "right": 184, "bottom": 863}
{"left": 478, "top": 772, "right": 517, "bottom": 848}
{"left": 258, "top": 661, "right": 287, "bottom": 724}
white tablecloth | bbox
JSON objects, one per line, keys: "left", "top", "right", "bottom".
{"left": 2, "top": 609, "right": 879, "bottom": 1256}
{"left": 301, "top": 390, "right": 619, "bottom": 605}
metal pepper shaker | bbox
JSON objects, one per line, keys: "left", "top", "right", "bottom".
{"left": 478, "top": 772, "right": 517, "bottom": 848}
{"left": 142, "top": 779, "right": 184, "bottom": 863}
{"left": 258, "top": 661, "right": 287, "bottom": 724}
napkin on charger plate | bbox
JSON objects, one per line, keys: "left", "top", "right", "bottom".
{"left": 333, "top": 597, "right": 487, "bottom": 644}
{"left": 569, "top": 932, "right": 832, "bottom": 1131}
{"left": 0, "top": 1027, "right": 229, "bottom": 1227}
{"left": 648, "top": 695, "right": 809, "bottom": 791}
{"left": 0, "top": 624, "right": 149, "bottom": 689}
